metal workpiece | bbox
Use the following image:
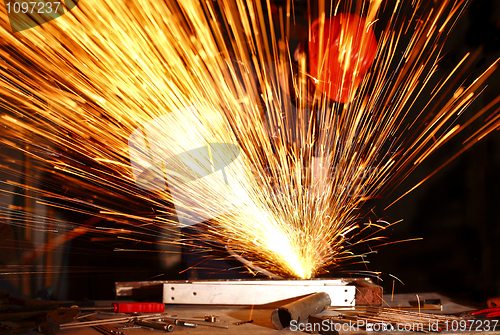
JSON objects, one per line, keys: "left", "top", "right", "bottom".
{"left": 158, "top": 279, "right": 356, "bottom": 305}
{"left": 270, "top": 292, "right": 332, "bottom": 330}
{"left": 116, "top": 278, "right": 383, "bottom": 306}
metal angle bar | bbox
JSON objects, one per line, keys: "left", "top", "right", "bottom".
{"left": 162, "top": 279, "right": 357, "bottom": 306}
{"left": 171, "top": 279, "right": 349, "bottom": 285}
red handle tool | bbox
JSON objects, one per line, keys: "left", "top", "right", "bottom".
{"left": 79, "top": 302, "right": 165, "bottom": 313}
{"left": 111, "top": 303, "right": 165, "bottom": 313}
{"left": 470, "top": 308, "right": 500, "bottom": 318}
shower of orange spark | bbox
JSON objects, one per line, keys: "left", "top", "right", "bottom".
{"left": 0, "top": 0, "right": 498, "bottom": 280}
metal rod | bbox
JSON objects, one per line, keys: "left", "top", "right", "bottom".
{"left": 60, "top": 313, "right": 167, "bottom": 329}
{"left": 157, "top": 318, "right": 229, "bottom": 329}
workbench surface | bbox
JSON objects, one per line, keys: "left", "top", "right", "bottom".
{"left": 21, "top": 293, "right": 498, "bottom": 334}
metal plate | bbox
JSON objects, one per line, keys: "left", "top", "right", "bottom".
{"left": 162, "top": 279, "right": 356, "bottom": 306}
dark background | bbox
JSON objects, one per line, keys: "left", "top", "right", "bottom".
{"left": 271, "top": 0, "right": 500, "bottom": 302}
{"left": 371, "top": 0, "right": 500, "bottom": 301}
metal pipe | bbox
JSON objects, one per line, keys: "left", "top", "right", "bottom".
{"left": 270, "top": 292, "right": 331, "bottom": 330}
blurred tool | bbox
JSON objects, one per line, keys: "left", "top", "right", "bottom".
{"left": 234, "top": 320, "right": 253, "bottom": 325}
{"left": 61, "top": 314, "right": 165, "bottom": 329}
{"left": 116, "top": 325, "right": 141, "bottom": 330}
{"left": 204, "top": 315, "right": 219, "bottom": 322}
{"left": 85, "top": 316, "right": 124, "bottom": 335}
{"left": 0, "top": 291, "right": 81, "bottom": 334}
{"left": 173, "top": 320, "right": 196, "bottom": 328}
{"left": 132, "top": 318, "right": 174, "bottom": 332}
{"left": 0, "top": 307, "right": 79, "bottom": 335}
{"left": 38, "top": 309, "right": 81, "bottom": 335}
{"left": 157, "top": 318, "right": 228, "bottom": 329}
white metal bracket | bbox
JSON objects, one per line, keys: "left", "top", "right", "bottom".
{"left": 162, "top": 279, "right": 356, "bottom": 306}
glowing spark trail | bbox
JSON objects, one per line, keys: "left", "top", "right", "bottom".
{"left": 0, "top": 0, "right": 498, "bottom": 280}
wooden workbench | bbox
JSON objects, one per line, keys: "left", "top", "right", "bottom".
{"left": 22, "top": 293, "right": 496, "bottom": 334}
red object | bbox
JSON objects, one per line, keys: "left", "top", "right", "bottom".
{"left": 308, "top": 14, "right": 378, "bottom": 103}
{"left": 112, "top": 302, "right": 165, "bottom": 313}
{"left": 488, "top": 297, "right": 500, "bottom": 308}
{"left": 471, "top": 308, "right": 500, "bottom": 318}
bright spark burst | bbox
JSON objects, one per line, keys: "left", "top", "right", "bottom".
{"left": 0, "top": 0, "right": 498, "bottom": 280}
